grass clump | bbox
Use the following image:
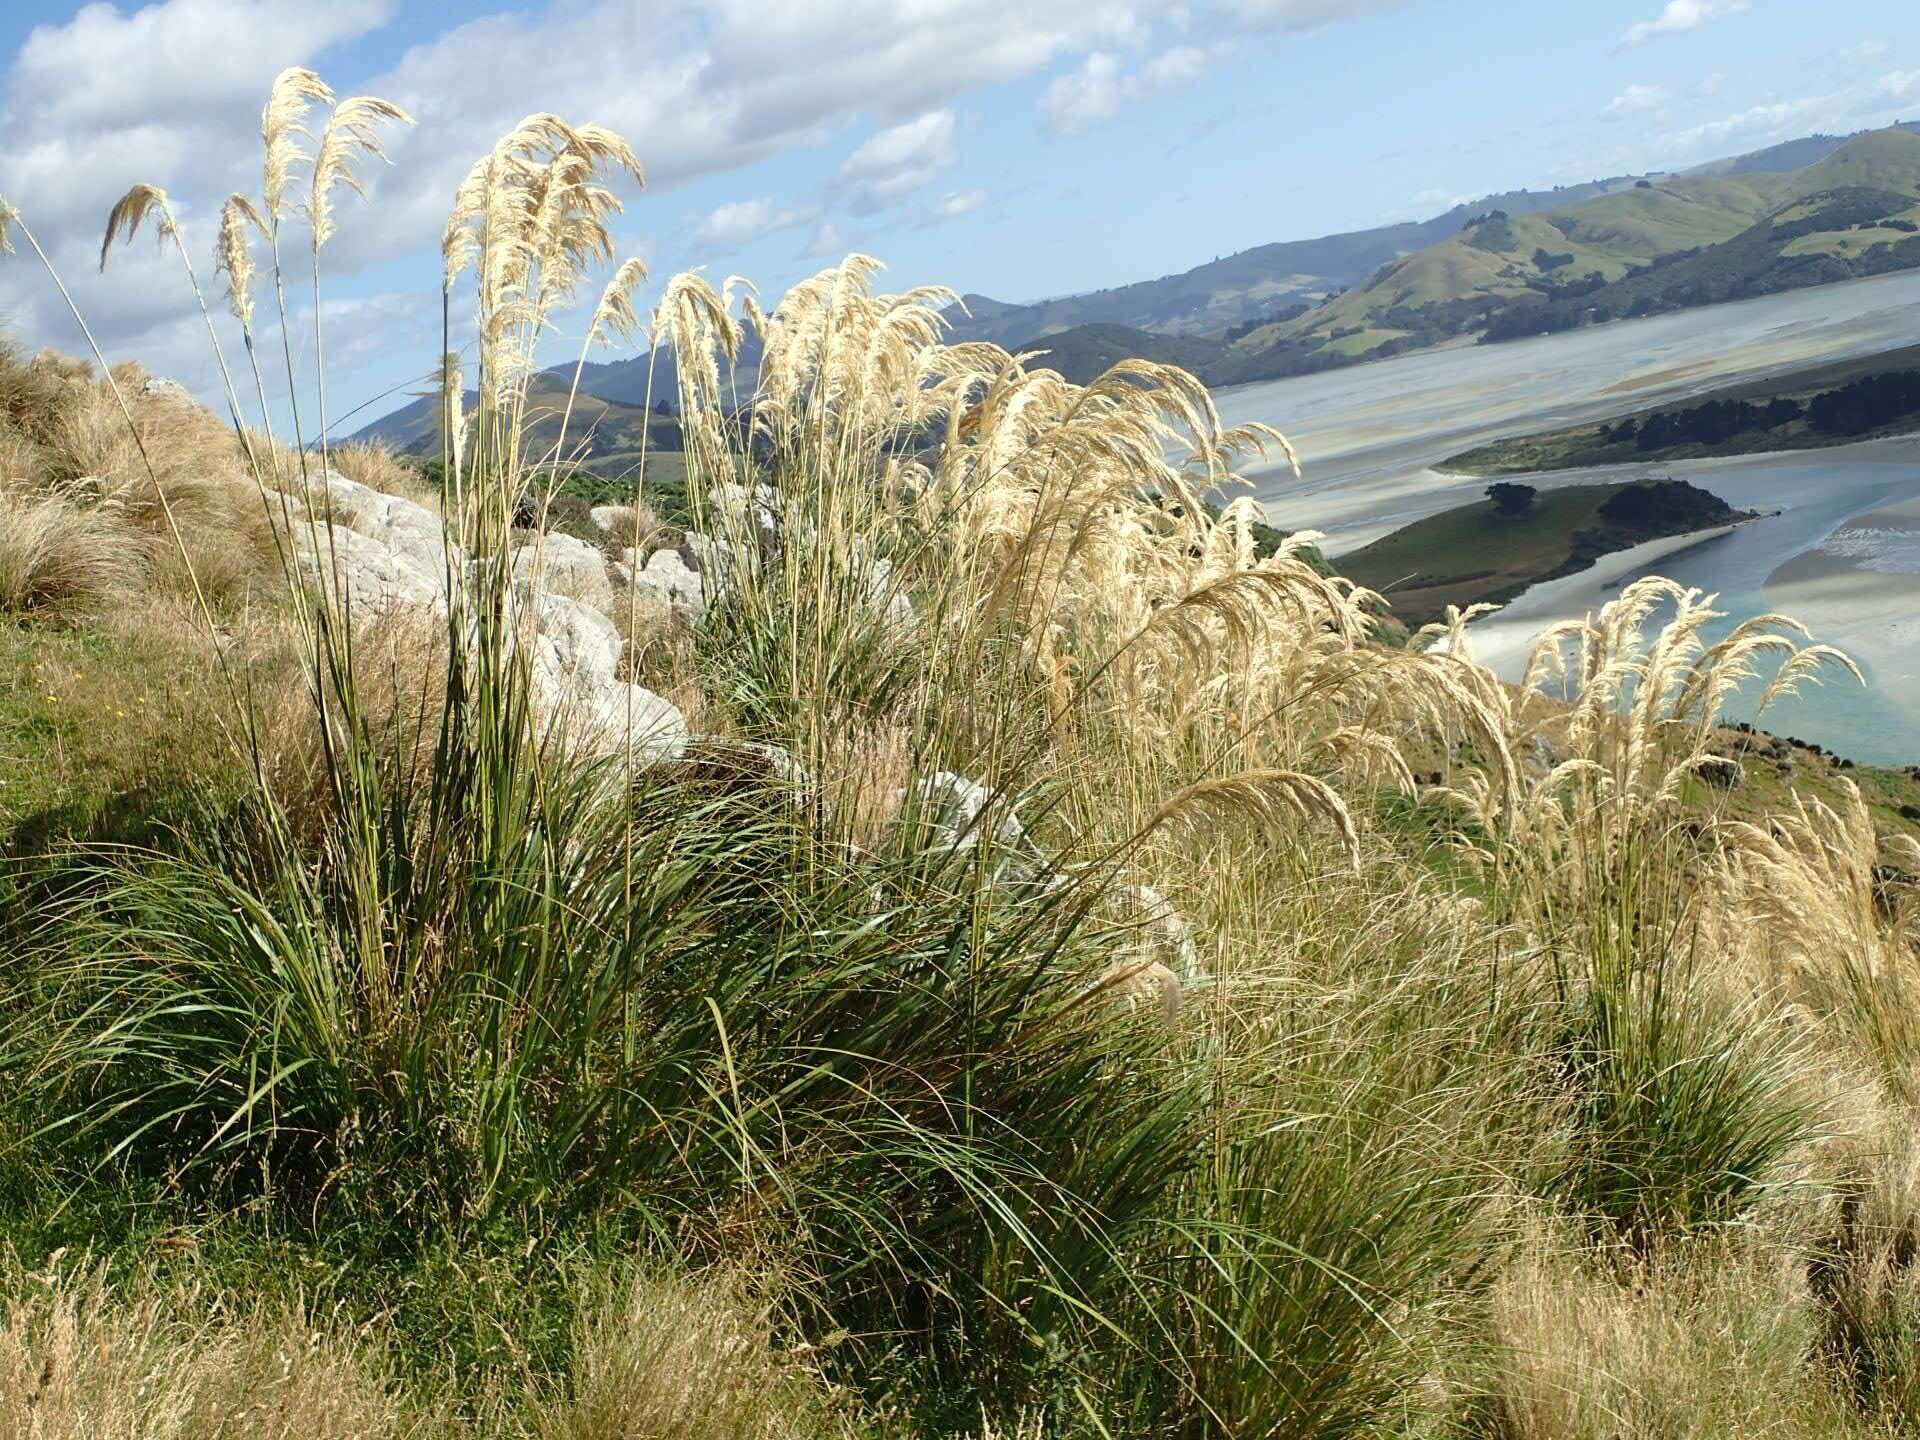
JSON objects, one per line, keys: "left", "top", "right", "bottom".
{"left": 0, "top": 486, "right": 131, "bottom": 616}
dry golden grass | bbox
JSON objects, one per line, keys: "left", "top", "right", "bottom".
{"left": 0, "top": 485, "right": 134, "bottom": 614}
{"left": 595, "top": 499, "right": 675, "bottom": 553}
{"left": 1490, "top": 1231, "right": 1856, "bottom": 1440}
{"left": 0, "top": 337, "right": 282, "bottom": 610}
{"left": 0, "top": 1262, "right": 859, "bottom": 1440}
{"left": 329, "top": 439, "right": 439, "bottom": 510}
{"left": 247, "top": 606, "right": 449, "bottom": 840}
{"left": 0, "top": 424, "right": 45, "bottom": 480}
{"left": 0, "top": 1264, "right": 422, "bottom": 1440}
{"left": 0, "top": 344, "right": 78, "bottom": 438}
{"left": 539, "top": 1270, "right": 848, "bottom": 1440}
{"left": 608, "top": 581, "right": 676, "bottom": 674}
{"left": 816, "top": 719, "right": 915, "bottom": 853}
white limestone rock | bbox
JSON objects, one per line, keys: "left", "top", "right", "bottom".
{"left": 589, "top": 504, "right": 633, "bottom": 536}
{"left": 291, "top": 522, "right": 451, "bottom": 614}
{"left": 511, "top": 530, "right": 615, "bottom": 613}
{"left": 901, "top": 771, "right": 1040, "bottom": 874}
{"left": 642, "top": 546, "right": 706, "bottom": 623}
{"left": 1119, "top": 882, "right": 1204, "bottom": 982}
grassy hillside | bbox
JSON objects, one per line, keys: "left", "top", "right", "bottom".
{"left": 1224, "top": 129, "right": 1920, "bottom": 376}
{"left": 1000, "top": 133, "right": 1920, "bottom": 392}
{"left": 941, "top": 177, "right": 1659, "bottom": 346}
{"left": 1481, "top": 183, "right": 1920, "bottom": 342}
{"left": 9, "top": 71, "right": 1920, "bottom": 1440}
{"left": 949, "top": 124, "right": 1920, "bottom": 357}
{"left": 354, "top": 370, "right": 683, "bottom": 461}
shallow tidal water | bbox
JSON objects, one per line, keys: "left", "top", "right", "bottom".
{"left": 1215, "top": 270, "right": 1920, "bottom": 764}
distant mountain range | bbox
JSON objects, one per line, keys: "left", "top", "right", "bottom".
{"left": 942, "top": 123, "right": 1920, "bottom": 354}
{"left": 356, "top": 371, "right": 684, "bottom": 465}
{"left": 354, "top": 121, "right": 1920, "bottom": 445}
{"left": 976, "top": 126, "right": 1920, "bottom": 386}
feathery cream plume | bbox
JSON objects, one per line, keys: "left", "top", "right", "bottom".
{"left": 213, "top": 194, "right": 267, "bottom": 328}
{"left": 308, "top": 95, "right": 414, "bottom": 248}
{"left": 262, "top": 67, "right": 335, "bottom": 222}
{"left": 586, "top": 256, "right": 651, "bottom": 347}
{"left": 99, "top": 183, "right": 178, "bottom": 270}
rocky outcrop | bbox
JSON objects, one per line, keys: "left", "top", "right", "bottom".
{"left": 284, "top": 472, "right": 458, "bottom": 614}
{"left": 621, "top": 546, "right": 705, "bottom": 624}
{"left": 282, "top": 470, "right": 684, "bottom": 766}
{"left": 511, "top": 530, "right": 615, "bottom": 611}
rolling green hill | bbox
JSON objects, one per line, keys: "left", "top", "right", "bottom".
{"left": 1223, "top": 128, "right": 1920, "bottom": 375}
{"left": 945, "top": 126, "right": 1920, "bottom": 354}
{"left": 1478, "top": 183, "right": 1920, "bottom": 342}
{"left": 984, "top": 129, "right": 1920, "bottom": 390}
{"left": 942, "top": 177, "right": 1663, "bottom": 346}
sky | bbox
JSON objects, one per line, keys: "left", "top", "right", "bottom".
{"left": 1, "top": 0, "right": 1917, "bottom": 433}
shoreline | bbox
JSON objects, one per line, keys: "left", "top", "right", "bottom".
{"left": 1764, "top": 495, "right": 1920, "bottom": 715}
{"left": 1451, "top": 523, "right": 1745, "bottom": 674}
{"left": 1434, "top": 426, "right": 1920, "bottom": 482}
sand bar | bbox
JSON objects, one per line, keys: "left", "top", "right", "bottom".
{"left": 1454, "top": 525, "right": 1744, "bottom": 676}
{"left": 1765, "top": 493, "right": 1920, "bottom": 713}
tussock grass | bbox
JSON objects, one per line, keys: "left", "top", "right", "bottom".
{"left": 330, "top": 438, "right": 439, "bottom": 508}
{"left": 544, "top": 1269, "right": 852, "bottom": 1440}
{"left": 0, "top": 486, "right": 131, "bottom": 614}
{"left": 1489, "top": 1231, "right": 1862, "bottom": 1440}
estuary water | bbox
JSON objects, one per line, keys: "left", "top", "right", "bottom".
{"left": 1216, "top": 270, "right": 1920, "bottom": 764}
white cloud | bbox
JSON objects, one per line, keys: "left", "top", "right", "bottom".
{"left": 803, "top": 220, "right": 847, "bottom": 260}
{"left": 10, "top": 0, "right": 394, "bottom": 131}
{"left": 1216, "top": 0, "right": 1403, "bottom": 27}
{"left": 1604, "top": 83, "right": 1670, "bottom": 118}
{"left": 1042, "top": 52, "right": 1128, "bottom": 131}
{"left": 835, "top": 110, "right": 957, "bottom": 211}
{"left": 1880, "top": 70, "right": 1920, "bottom": 102}
{"left": 1041, "top": 44, "right": 1210, "bottom": 133}
{"left": 0, "top": 0, "right": 398, "bottom": 405}
{"left": 0, "top": 0, "right": 1397, "bottom": 407}
{"left": 1144, "top": 45, "right": 1209, "bottom": 87}
{"left": 1659, "top": 96, "right": 1826, "bottom": 151}
{"left": 1840, "top": 40, "right": 1891, "bottom": 65}
{"left": 926, "top": 188, "right": 989, "bottom": 223}
{"left": 693, "top": 197, "right": 810, "bottom": 247}
{"left": 1620, "top": 0, "right": 1752, "bottom": 47}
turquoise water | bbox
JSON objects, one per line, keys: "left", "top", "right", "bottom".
{"left": 1580, "top": 454, "right": 1920, "bottom": 765}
